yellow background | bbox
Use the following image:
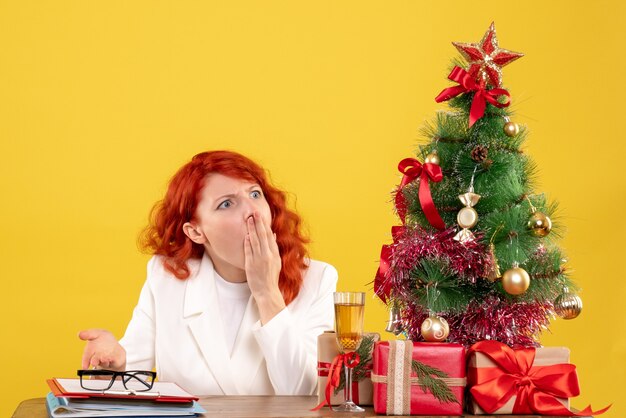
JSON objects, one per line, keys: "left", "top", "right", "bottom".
{"left": 1, "top": 1, "right": 624, "bottom": 416}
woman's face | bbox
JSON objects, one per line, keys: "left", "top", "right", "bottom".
{"left": 185, "top": 173, "right": 273, "bottom": 280}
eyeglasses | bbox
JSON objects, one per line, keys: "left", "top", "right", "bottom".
{"left": 77, "top": 369, "right": 156, "bottom": 392}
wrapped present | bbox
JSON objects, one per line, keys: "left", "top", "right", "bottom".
{"left": 316, "top": 331, "right": 379, "bottom": 407}
{"left": 371, "top": 340, "right": 466, "bottom": 415}
{"left": 467, "top": 340, "right": 610, "bottom": 416}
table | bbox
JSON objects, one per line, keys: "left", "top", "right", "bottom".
{"left": 12, "top": 396, "right": 585, "bottom": 418}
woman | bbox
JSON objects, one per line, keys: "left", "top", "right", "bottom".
{"left": 79, "top": 150, "right": 338, "bottom": 395}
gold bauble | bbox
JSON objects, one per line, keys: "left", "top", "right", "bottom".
{"left": 424, "top": 151, "right": 440, "bottom": 165}
{"left": 457, "top": 207, "right": 478, "bottom": 229}
{"left": 420, "top": 315, "right": 450, "bottom": 342}
{"left": 527, "top": 211, "right": 552, "bottom": 237}
{"left": 501, "top": 265, "right": 530, "bottom": 295}
{"left": 554, "top": 291, "right": 583, "bottom": 320}
{"left": 503, "top": 121, "right": 519, "bottom": 137}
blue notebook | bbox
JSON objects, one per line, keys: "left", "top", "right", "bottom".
{"left": 45, "top": 392, "right": 206, "bottom": 417}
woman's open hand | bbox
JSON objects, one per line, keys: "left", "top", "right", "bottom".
{"left": 78, "top": 329, "right": 126, "bottom": 371}
{"left": 244, "top": 211, "right": 285, "bottom": 324}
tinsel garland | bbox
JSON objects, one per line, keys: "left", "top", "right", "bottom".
{"left": 384, "top": 226, "right": 554, "bottom": 347}
{"left": 388, "top": 226, "right": 491, "bottom": 288}
{"left": 402, "top": 297, "right": 553, "bottom": 348}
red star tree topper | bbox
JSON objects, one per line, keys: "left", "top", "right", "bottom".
{"left": 453, "top": 22, "right": 523, "bottom": 87}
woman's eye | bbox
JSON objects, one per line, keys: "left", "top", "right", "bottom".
{"left": 217, "top": 200, "right": 232, "bottom": 209}
{"left": 250, "top": 190, "right": 262, "bottom": 199}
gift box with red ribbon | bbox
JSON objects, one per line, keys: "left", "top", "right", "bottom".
{"left": 316, "top": 331, "right": 379, "bottom": 407}
{"left": 467, "top": 340, "right": 610, "bottom": 416}
{"left": 371, "top": 340, "right": 466, "bottom": 415}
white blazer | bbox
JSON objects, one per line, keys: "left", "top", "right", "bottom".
{"left": 119, "top": 253, "right": 337, "bottom": 396}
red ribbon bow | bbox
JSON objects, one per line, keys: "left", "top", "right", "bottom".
{"left": 311, "top": 352, "right": 361, "bottom": 411}
{"left": 468, "top": 340, "right": 610, "bottom": 416}
{"left": 395, "top": 158, "right": 445, "bottom": 230}
{"left": 435, "top": 66, "right": 511, "bottom": 127}
{"left": 374, "top": 226, "right": 404, "bottom": 303}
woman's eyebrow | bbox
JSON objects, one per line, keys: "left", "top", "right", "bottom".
{"left": 213, "top": 185, "right": 261, "bottom": 202}
{"left": 213, "top": 192, "right": 237, "bottom": 203}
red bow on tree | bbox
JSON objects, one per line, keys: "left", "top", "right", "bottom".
{"left": 394, "top": 158, "right": 445, "bottom": 230}
{"left": 468, "top": 341, "right": 611, "bottom": 416}
{"left": 435, "top": 66, "right": 511, "bottom": 127}
{"left": 374, "top": 225, "right": 404, "bottom": 303}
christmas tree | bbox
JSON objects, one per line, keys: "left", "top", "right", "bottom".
{"left": 374, "top": 22, "right": 583, "bottom": 348}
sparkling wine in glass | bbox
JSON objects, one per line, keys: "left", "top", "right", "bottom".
{"left": 333, "top": 292, "right": 365, "bottom": 413}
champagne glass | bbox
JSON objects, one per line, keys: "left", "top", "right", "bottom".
{"left": 333, "top": 292, "right": 365, "bottom": 412}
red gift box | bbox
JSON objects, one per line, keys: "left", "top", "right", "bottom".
{"left": 467, "top": 340, "right": 611, "bottom": 416}
{"left": 371, "top": 340, "right": 466, "bottom": 415}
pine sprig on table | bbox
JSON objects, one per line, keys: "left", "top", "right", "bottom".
{"left": 411, "top": 360, "right": 459, "bottom": 404}
{"left": 335, "top": 335, "right": 375, "bottom": 394}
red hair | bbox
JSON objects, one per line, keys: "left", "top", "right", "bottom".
{"left": 139, "top": 150, "right": 309, "bottom": 305}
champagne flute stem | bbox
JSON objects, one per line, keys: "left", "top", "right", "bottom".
{"left": 344, "top": 365, "right": 353, "bottom": 403}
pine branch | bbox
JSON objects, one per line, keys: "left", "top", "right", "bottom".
{"left": 491, "top": 143, "right": 524, "bottom": 154}
{"left": 411, "top": 360, "right": 459, "bottom": 404}
{"left": 410, "top": 257, "right": 472, "bottom": 312}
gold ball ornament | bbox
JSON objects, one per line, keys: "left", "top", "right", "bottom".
{"left": 420, "top": 315, "right": 450, "bottom": 342}
{"left": 554, "top": 291, "right": 583, "bottom": 319}
{"left": 503, "top": 121, "right": 519, "bottom": 137}
{"left": 424, "top": 151, "right": 440, "bottom": 165}
{"left": 501, "top": 265, "right": 530, "bottom": 295}
{"left": 527, "top": 211, "right": 552, "bottom": 237}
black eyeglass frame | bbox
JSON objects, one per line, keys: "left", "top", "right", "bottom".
{"left": 77, "top": 369, "right": 157, "bottom": 392}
